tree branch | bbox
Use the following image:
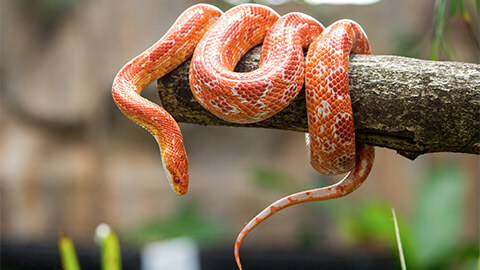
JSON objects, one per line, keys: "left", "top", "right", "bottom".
{"left": 158, "top": 46, "right": 480, "bottom": 159}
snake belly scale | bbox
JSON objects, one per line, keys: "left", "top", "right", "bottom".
{"left": 112, "top": 4, "right": 374, "bottom": 269}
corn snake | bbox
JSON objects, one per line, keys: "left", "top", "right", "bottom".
{"left": 112, "top": 3, "right": 374, "bottom": 269}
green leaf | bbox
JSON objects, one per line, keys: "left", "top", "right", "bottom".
{"left": 450, "top": 0, "right": 459, "bottom": 17}
{"left": 336, "top": 200, "right": 398, "bottom": 246}
{"left": 431, "top": 0, "right": 448, "bottom": 60}
{"left": 451, "top": 0, "right": 471, "bottom": 21}
{"left": 127, "top": 204, "right": 226, "bottom": 246}
{"left": 458, "top": 0, "right": 470, "bottom": 21}
{"left": 101, "top": 230, "right": 122, "bottom": 270}
{"left": 410, "top": 164, "right": 465, "bottom": 269}
{"left": 250, "top": 167, "right": 299, "bottom": 193}
{"left": 58, "top": 236, "right": 81, "bottom": 270}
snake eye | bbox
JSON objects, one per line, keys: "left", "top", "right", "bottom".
{"left": 173, "top": 176, "right": 180, "bottom": 184}
{"left": 172, "top": 174, "right": 188, "bottom": 196}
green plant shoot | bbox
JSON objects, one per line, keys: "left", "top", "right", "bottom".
{"left": 58, "top": 236, "right": 81, "bottom": 270}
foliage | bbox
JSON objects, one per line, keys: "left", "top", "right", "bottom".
{"left": 250, "top": 167, "right": 301, "bottom": 193}
{"left": 408, "top": 164, "right": 465, "bottom": 269}
{"left": 431, "top": 0, "right": 479, "bottom": 60}
{"left": 249, "top": 161, "right": 479, "bottom": 270}
{"left": 125, "top": 203, "right": 227, "bottom": 247}
{"left": 98, "top": 225, "right": 122, "bottom": 270}
{"left": 58, "top": 237, "right": 81, "bottom": 270}
{"left": 335, "top": 200, "right": 401, "bottom": 247}
{"left": 57, "top": 205, "right": 225, "bottom": 269}
{"left": 58, "top": 225, "right": 122, "bottom": 270}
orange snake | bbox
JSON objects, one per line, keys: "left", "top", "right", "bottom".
{"left": 112, "top": 4, "right": 374, "bottom": 269}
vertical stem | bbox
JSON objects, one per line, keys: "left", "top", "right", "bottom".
{"left": 392, "top": 208, "right": 407, "bottom": 270}
{"left": 58, "top": 236, "right": 81, "bottom": 270}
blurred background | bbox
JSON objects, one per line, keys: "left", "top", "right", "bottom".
{"left": 1, "top": 0, "right": 478, "bottom": 269}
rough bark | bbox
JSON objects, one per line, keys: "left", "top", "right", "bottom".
{"left": 158, "top": 46, "right": 480, "bottom": 159}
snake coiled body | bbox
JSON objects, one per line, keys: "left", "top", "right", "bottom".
{"left": 112, "top": 4, "right": 374, "bottom": 269}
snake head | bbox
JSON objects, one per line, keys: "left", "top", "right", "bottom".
{"left": 161, "top": 145, "right": 189, "bottom": 196}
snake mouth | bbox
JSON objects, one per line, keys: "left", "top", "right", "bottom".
{"left": 172, "top": 175, "right": 188, "bottom": 195}
{"left": 174, "top": 186, "right": 188, "bottom": 196}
